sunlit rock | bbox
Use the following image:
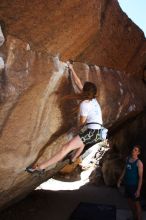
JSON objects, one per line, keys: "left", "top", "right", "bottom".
{"left": 0, "top": 56, "right": 4, "bottom": 69}
{"left": 0, "top": 25, "right": 5, "bottom": 46}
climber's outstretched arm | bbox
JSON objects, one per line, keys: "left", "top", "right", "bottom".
{"left": 67, "top": 62, "right": 83, "bottom": 91}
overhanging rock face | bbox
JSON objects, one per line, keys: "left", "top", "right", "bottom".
{"left": 0, "top": 0, "right": 146, "bottom": 73}
{"left": 0, "top": 0, "right": 146, "bottom": 209}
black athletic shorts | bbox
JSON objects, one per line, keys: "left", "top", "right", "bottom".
{"left": 78, "top": 128, "right": 101, "bottom": 146}
{"left": 125, "top": 185, "right": 140, "bottom": 201}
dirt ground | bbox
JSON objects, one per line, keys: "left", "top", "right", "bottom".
{"left": 0, "top": 167, "right": 146, "bottom": 220}
{"left": 0, "top": 184, "right": 127, "bottom": 220}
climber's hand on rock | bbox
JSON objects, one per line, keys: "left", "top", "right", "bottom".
{"left": 67, "top": 61, "right": 73, "bottom": 70}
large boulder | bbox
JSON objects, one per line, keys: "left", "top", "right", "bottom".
{"left": 0, "top": 35, "right": 146, "bottom": 208}
{"left": 0, "top": 0, "right": 146, "bottom": 208}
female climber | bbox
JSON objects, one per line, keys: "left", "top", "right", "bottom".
{"left": 26, "top": 62, "right": 103, "bottom": 173}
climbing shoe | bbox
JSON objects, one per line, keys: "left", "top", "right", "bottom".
{"left": 25, "top": 166, "right": 45, "bottom": 174}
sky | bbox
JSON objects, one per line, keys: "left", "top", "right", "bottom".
{"left": 118, "top": 0, "right": 146, "bottom": 36}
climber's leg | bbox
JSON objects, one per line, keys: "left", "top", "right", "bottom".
{"left": 38, "top": 135, "right": 84, "bottom": 169}
{"left": 26, "top": 135, "right": 84, "bottom": 173}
